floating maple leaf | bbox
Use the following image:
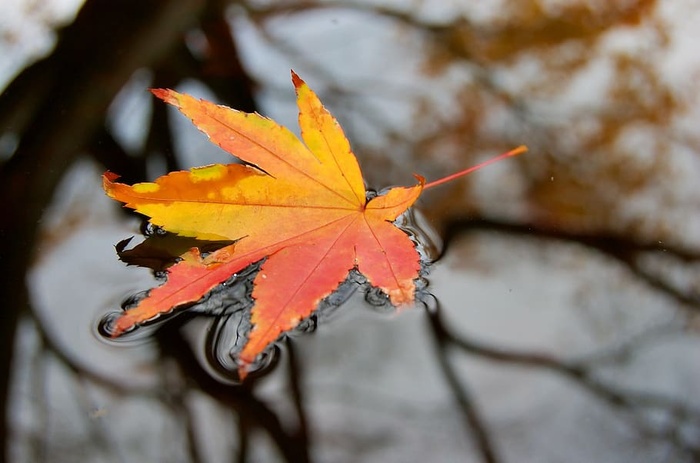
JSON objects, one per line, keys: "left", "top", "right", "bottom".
{"left": 103, "top": 71, "right": 525, "bottom": 379}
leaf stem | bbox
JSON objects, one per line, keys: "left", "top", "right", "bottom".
{"left": 423, "top": 145, "right": 527, "bottom": 190}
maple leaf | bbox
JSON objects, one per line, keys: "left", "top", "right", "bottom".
{"left": 103, "top": 71, "right": 525, "bottom": 379}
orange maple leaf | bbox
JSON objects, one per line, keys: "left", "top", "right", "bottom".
{"left": 103, "top": 71, "right": 525, "bottom": 379}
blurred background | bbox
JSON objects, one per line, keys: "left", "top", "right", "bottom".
{"left": 1, "top": 0, "right": 699, "bottom": 462}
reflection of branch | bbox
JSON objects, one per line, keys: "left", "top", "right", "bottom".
{"left": 90, "top": 127, "right": 148, "bottom": 184}
{"left": 173, "top": 389, "right": 206, "bottom": 463}
{"left": 27, "top": 337, "right": 49, "bottom": 463}
{"left": 155, "top": 320, "right": 310, "bottom": 463}
{"left": 236, "top": 414, "right": 250, "bottom": 463}
{"left": 285, "top": 338, "right": 311, "bottom": 459}
{"left": 426, "top": 302, "right": 700, "bottom": 458}
{"left": 0, "top": 1, "right": 207, "bottom": 459}
{"left": 25, "top": 309, "right": 144, "bottom": 460}
{"left": 424, "top": 296, "right": 501, "bottom": 463}
{"left": 442, "top": 217, "right": 700, "bottom": 311}
{"left": 575, "top": 324, "right": 682, "bottom": 370}
{"left": 27, "top": 310, "right": 155, "bottom": 397}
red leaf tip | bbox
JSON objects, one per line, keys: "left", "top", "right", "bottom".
{"left": 103, "top": 171, "right": 120, "bottom": 182}
{"left": 290, "top": 70, "right": 305, "bottom": 89}
{"left": 150, "top": 88, "right": 177, "bottom": 105}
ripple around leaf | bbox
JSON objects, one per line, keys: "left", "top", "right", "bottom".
{"left": 395, "top": 207, "right": 443, "bottom": 265}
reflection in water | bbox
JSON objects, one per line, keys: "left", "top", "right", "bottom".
{"left": 6, "top": 1, "right": 700, "bottom": 461}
